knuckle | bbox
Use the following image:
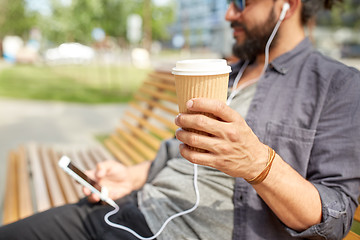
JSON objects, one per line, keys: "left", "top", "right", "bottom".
{"left": 225, "top": 128, "right": 240, "bottom": 142}
{"left": 215, "top": 160, "right": 226, "bottom": 170}
{"left": 187, "top": 154, "right": 197, "bottom": 163}
{"left": 215, "top": 101, "right": 226, "bottom": 113}
{"left": 213, "top": 143, "right": 230, "bottom": 154}
{"left": 180, "top": 144, "right": 197, "bottom": 163}
{"left": 188, "top": 134, "right": 200, "bottom": 146}
{"left": 193, "top": 114, "right": 206, "bottom": 128}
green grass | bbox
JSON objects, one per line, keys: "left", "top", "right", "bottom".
{"left": 0, "top": 64, "right": 150, "bottom": 104}
{"left": 351, "top": 220, "right": 360, "bottom": 234}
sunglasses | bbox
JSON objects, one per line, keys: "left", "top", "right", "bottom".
{"left": 227, "top": 0, "right": 246, "bottom": 11}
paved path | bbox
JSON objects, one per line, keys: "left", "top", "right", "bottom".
{"left": 0, "top": 98, "right": 127, "bottom": 223}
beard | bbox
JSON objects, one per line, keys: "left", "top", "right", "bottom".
{"left": 231, "top": 7, "right": 278, "bottom": 61}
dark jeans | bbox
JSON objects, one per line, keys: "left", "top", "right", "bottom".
{"left": 0, "top": 193, "right": 154, "bottom": 240}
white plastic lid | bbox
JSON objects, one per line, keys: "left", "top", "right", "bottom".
{"left": 172, "top": 59, "right": 232, "bottom": 76}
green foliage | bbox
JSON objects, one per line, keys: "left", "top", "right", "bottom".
{"left": 151, "top": 3, "right": 175, "bottom": 41}
{"left": 317, "top": 0, "right": 360, "bottom": 29}
{"left": 0, "top": 0, "right": 38, "bottom": 38}
{"left": 39, "top": 0, "right": 175, "bottom": 46}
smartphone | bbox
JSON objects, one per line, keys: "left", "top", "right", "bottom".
{"left": 58, "top": 155, "right": 117, "bottom": 208}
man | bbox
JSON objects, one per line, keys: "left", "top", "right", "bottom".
{"left": 1, "top": 0, "right": 359, "bottom": 239}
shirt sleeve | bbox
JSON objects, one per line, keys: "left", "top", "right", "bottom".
{"left": 146, "top": 137, "right": 181, "bottom": 183}
{"left": 285, "top": 68, "right": 360, "bottom": 239}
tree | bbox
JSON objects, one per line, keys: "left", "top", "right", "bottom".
{"left": 126, "top": 0, "right": 175, "bottom": 49}
{"left": 317, "top": 0, "right": 360, "bottom": 29}
{"left": 39, "top": 0, "right": 175, "bottom": 48}
{"left": 0, "top": 0, "right": 37, "bottom": 38}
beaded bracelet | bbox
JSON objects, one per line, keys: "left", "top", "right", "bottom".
{"left": 245, "top": 146, "right": 276, "bottom": 185}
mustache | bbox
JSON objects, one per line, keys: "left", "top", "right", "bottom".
{"left": 230, "top": 21, "right": 249, "bottom": 34}
{"left": 230, "top": 21, "right": 246, "bottom": 29}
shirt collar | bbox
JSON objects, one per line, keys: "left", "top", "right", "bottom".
{"left": 270, "top": 37, "right": 313, "bottom": 75}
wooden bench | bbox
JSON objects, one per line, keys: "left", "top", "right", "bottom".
{"left": 103, "top": 71, "right": 178, "bottom": 166}
{"left": 2, "top": 70, "right": 178, "bottom": 225}
{"left": 2, "top": 70, "right": 360, "bottom": 239}
{"left": 344, "top": 206, "right": 360, "bottom": 240}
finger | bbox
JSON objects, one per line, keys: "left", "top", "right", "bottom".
{"left": 179, "top": 144, "right": 218, "bottom": 168}
{"left": 83, "top": 187, "right": 91, "bottom": 196}
{"left": 83, "top": 187, "right": 101, "bottom": 203}
{"left": 88, "top": 193, "right": 101, "bottom": 203}
{"left": 176, "top": 128, "right": 227, "bottom": 153}
{"left": 187, "top": 98, "right": 241, "bottom": 122}
{"left": 175, "top": 113, "right": 233, "bottom": 139}
{"left": 95, "top": 160, "right": 115, "bottom": 179}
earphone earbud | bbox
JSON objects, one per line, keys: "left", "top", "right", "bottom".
{"left": 279, "top": 2, "right": 290, "bottom": 21}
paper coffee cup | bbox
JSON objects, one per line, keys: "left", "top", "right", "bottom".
{"left": 172, "top": 59, "right": 231, "bottom": 113}
{"left": 172, "top": 59, "right": 231, "bottom": 151}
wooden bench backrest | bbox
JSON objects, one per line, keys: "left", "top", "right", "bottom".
{"left": 104, "top": 71, "right": 177, "bottom": 166}
{"left": 2, "top": 70, "right": 178, "bottom": 225}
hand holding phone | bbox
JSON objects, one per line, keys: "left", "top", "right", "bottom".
{"left": 58, "top": 156, "right": 117, "bottom": 208}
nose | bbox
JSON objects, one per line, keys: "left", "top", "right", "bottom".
{"left": 225, "top": 3, "right": 242, "bottom": 22}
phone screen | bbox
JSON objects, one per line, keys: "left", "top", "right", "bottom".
{"left": 68, "top": 162, "right": 102, "bottom": 192}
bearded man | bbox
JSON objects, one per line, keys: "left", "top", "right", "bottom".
{"left": 1, "top": 0, "right": 359, "bottom": 239}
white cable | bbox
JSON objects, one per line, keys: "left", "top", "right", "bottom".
{"left": 226, "top": 16, "right": 284, "bottom": 106}
{"left": 103, "top": 9, "right": 286, "bottom": 240}
{"left": 261, "top": 17, "right": 283, "bottom": 77}
{"left": 104, "top": 164, "right": 200, "bottom": 240}
{"left": 226, "top": 60, "right": 249, "bottom": 105}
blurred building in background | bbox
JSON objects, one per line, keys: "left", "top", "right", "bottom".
{"left": 170, "top": 0, "right": 233, "bottom": 57}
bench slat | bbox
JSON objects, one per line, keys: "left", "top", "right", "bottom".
{"left": 28, "top": 143, "right": 52, "bottom": 212}
{"left": 110, "top": 134, "right": 146, "bottom": 164}
{"left": 49, "top": 148, "right": 79, "bottom": 203}
{"left": 78, "top": 148, "right": 97, "bottom": 170}
{"left": 344, "top": 231, "right": 360, "bottom": 240}
{"left": 94, "top": 144, "right": 116, "bottom": 162}
{"left": 134, "top": 95, "right": 178, "bottom": 116}
{"left": 116, "top": 128, "right": 156, "bottom": 160}
{"left": 143, "top": 80, "right": 176, "bottom": 92}
{"left": 104, "top": 139, "right": 133, "bottom": 166}
{"left": 126, "top": 111, "right": 174, "bottom": 140}
{"left": 63, "top": 149, "right": 85, "bottom": 198}
{"left": 139, "top": 87, "right": 178, "bottom": 104}
{"left": 2, "top": 152, "right": 19, "bottom": 224}
{"left": 40, "top": 146, "right": 66, "bottom": 207}
{"left": 17, "top": 146, "right": 33, "bottom": 219}
{"left": 354, "top": 205, "right": 360, "bottom": 222}
{"left": 148, "top": 72, "right": 175, "bottom": 84}
{"left": 129, "top": 102, "right": 178, "bottom": 132}
{"left": 88, "top": 148, "right": 105, "bottom": 164}
{"left": 122, "top": 120, "right": 161, "bottom": 150}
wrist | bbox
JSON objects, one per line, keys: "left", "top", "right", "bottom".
{"left": 128, "top": 161, "right": 151, "bottom": 190}
{"left": 245, "top": 145, "right": 276, "bottom": 185}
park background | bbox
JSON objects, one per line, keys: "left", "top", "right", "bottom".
{"left": 0, "top": 0, "right": 360, "bottom": 226}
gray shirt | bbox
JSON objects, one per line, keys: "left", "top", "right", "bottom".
{"left": 138, "top": 84, "right": 257, "bottom": 240}
{"left": 145, "top": 38, "right": 360, "bottom": 239}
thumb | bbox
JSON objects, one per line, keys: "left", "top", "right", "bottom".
{"left": 95, "top": 161, "right": 113, "bottom": 179}
{"left": 95, "top": 166, "right": 106, "bottom": 179}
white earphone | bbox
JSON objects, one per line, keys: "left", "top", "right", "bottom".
{"left": 279, "top": 2, "right": 290, "bottom": 21}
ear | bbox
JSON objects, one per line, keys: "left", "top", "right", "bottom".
{"left": 281, "top": 0, "right": 300, "bottom": 20}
